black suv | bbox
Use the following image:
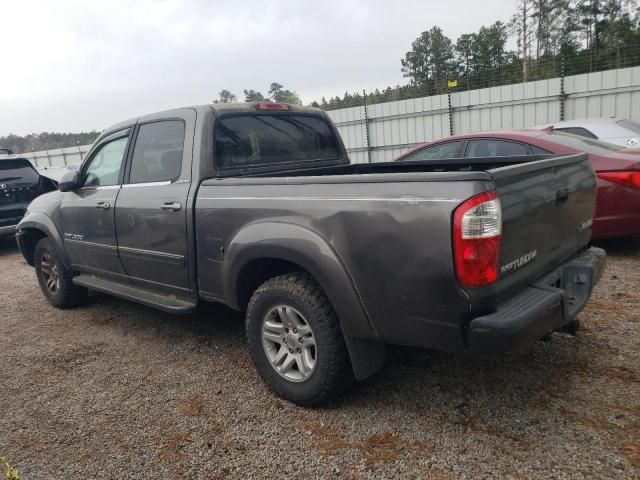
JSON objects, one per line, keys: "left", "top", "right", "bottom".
{"left": 0, "top": 152, "right": 55, "bottom": 236}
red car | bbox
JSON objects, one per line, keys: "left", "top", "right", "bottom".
{"left": 395, "top": 130, "right": 640, "bottom": 238}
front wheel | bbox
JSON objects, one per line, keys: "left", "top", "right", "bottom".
{"left": 34, "top": 238, "right": 87, "bottom": 308}
{"left": 246, "top": 273, "right": 354, "bottom": 406}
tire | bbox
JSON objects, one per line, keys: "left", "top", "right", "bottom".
{"left": 246, "top": 272, "right": 354, "bottom": 406}
{"left": 34, "top": 237, "right": 87, "bottom": 309}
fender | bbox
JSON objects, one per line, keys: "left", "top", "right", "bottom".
{"left": 17, "top": 212, "right": 70, "bottom": 268}
{"left": 224, "top": 221, "right": 385, "bottom": 380}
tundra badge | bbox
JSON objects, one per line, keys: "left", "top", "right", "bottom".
{"left": 500, "top": 250, "right": 537, "bottom": 274}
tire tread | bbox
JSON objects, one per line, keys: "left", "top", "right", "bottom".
{"left": 246, "top": 272, "right": 353, "bottom": 406}
{"left": 34, "top": 238, "right": 86, "bottom": 309}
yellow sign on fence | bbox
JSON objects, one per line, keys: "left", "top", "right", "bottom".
{"left": 447, "top": 79, "right": 458, "bottom": 88}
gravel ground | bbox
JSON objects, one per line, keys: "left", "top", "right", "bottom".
{"left": 0, "top": 235, "right": 638, "bottom": 480}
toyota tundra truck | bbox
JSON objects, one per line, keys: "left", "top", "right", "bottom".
{"left": 16, "top": 103, "right": 605, "bottom": 405}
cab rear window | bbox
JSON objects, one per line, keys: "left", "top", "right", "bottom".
{"left": 215, "top": 114, "right": 340, "bottom": 169}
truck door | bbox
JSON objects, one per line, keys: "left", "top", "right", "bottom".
{"left": 114, "top": 111, "right": 195, "bottom": 294}
{"left": 60, "top": 129, "right": 130, "bottom": 276}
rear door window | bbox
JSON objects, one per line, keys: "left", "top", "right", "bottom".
{"left": 529, "top": 145, "right": 552, "bottom": 154}
{"left": 215, "top": 114, "right": 340, "bottom": 169}
{"left": 555, "top": 127, "right": 597, "bottom": 139}
{"left": 465, "top": 139, "right": 529, "bottom": 157}
{"left": 128, "top": 121, "right": 185, "bottom": 184}
{"left": 399, "top": 141, "right": 463, "bottom": 161}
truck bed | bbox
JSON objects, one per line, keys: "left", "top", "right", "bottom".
{"left": 218, "top": 154, "right": 556, "bottom": 178}
{"left": 197, "top": 153, "right": 596, "bottom": 352}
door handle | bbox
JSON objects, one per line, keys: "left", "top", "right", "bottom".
{"left": 96, "top": 201, "right": 111, "bottom": 210}
{"left": 161, "top": 202, "right": 182, "bottom": 212}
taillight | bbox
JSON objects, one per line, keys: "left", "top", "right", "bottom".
{"left": 597, "top": 170, "right": 640, "bottom": 189}
{"left": 255, "top": 102, "right": 292, "bottom": 111}
{"left": 453, "top": 190, "right": 502, "bottom": 287}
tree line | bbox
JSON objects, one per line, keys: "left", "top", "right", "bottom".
{"left": 213, "top": 82, "right": 303, "bottom": 105}
{"left": 4, "top": 1, "right": 639, "bottom": 151}
{"left": 318, "top": 0, "right": 640, "bottom": 110}
{"left": 0, "top": 132, "right": 100, "bottom": 155}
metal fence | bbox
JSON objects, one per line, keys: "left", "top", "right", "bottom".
{"left": 326, "top": 65, "right": 640, "bottom": 163}
{"left": 0, "top": 144, "right": 91, "bottom": 169}
{"left": 3, "top": 65, "right": 640, "bottom": 167}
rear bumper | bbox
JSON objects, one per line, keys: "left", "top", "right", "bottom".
{"left": 467, "top": 247, "right": 606, "bottom": 354}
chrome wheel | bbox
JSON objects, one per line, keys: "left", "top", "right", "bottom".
{"left": 40, "top": 252, "right": 60, "bottom": 294}
{"left": 261, "top": 305, "right": 317, "bottom": 382}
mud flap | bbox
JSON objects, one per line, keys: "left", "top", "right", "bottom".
{"left": 344, "top": 336, "right": 386, "bottom": 380}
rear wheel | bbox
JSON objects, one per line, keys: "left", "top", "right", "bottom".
{"left": 34, "top": 238, "right": 87, "bottom": 308}
{"left": 246, "top": 272, "right": 354, "bottom": 406}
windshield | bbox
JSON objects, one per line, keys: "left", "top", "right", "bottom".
{"left": 544, "top": 132, "right": 624, "bottom": 155}
{"left": 616, "top": 119, "right": 640, "bottom": 134}
{"left": 215, "top": 114, "right": 340, "bottom": 169}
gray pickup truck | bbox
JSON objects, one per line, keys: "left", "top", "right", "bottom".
{"left": 16, "top": 103, "right": 605, "bottom": 405}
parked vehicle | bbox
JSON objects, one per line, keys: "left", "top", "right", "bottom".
{"left": 17, "top": 104, "right": 605, "bottom": 405}
{"left": 0, "top": 157, "right": 56, "bottom": 236}
{"left": 537, "top": 118, "right": 640, "bottom": 148}
{"left": 395, "top": 130, "right": 640, "bottom": 238}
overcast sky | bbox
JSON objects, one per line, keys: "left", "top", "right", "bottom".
{"left": 1, "top": 0, "right": 514, "bottom": 136}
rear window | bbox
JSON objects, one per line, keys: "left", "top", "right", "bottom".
{"left": 555, "top": 127, "right": 597, "bottom": 139}
{"left": 215, "top": 114, "right": 340, "bottom": 169}
{"left": 544, "top": 132, "right": 622, "bottom": 155}
{"left": 0, "top": 159, "right": 39, "bottom": 182}
{"left": 617, "top": 119, "right": 640, "bottom": 134}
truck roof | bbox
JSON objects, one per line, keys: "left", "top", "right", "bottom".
{"left": 210, "top": 102, "right": 323, "bottom": 116}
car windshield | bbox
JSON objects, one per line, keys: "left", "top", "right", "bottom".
{"left": 544, "top": 132, "right": 623, "bottom": 155}
{"left": 616, "top": 119, "right": 640, "bottom": 134}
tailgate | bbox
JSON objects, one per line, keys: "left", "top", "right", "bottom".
{"left": 491, "top": 153, "right": 596, "bottom": 293}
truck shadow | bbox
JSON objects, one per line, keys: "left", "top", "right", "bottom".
{"left": 346, "top": 339, "right": 586, "bottom": 411}
{"left": 84, "top": 292, "right": 585, "bottom": 421}
{"left": 0, "top": 235, "right": 19, "bottom": 255}
{"left": 83, "top": 292, "right": 246, "bottom": 342}
{"left": 593, "top": 234, "right": 640, "bottom": 257}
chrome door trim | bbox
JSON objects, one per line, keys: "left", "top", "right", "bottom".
{"left": 122, "top": 181, "right": 172, "bottom": 188}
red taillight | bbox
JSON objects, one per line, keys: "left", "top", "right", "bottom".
{"left": 255, "top": 102, "right": 292, "bottom": 111}
{"left": 597, "top": 170, "right": 640, "bottom": 189}
{"left": 453, "top": 190, "right": 502, "bottom": 287}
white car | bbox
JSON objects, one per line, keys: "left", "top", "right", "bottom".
{"left": 538, "top": 118, "right": 640, "bottom": 148}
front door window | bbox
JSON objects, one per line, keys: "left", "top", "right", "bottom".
{"left": 82, "top": 137, "right": 128, "bottom": 187}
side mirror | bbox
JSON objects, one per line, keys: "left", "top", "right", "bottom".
{"left": 58, "top": 171, "right": 81, "bottom": 192}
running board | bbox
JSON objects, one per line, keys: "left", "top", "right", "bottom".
{"left": 72, "top": 274, "right": 197, "bottom": 314}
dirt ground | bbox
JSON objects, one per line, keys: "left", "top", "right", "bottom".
{"left": 0, "top": 235, "right": 638, "bottom": 479}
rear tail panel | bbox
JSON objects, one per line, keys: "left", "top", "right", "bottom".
{"left": 468, "top": 154, "right": 597, "bottom": 308}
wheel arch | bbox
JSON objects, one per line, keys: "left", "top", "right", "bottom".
{"left": 17, "top": 213, "right": 68, "bottom": 268}
{"left": 224, "top": 222, "right": 386, "bottom": 380}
